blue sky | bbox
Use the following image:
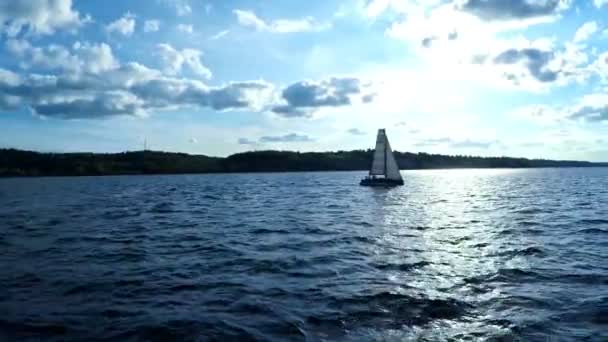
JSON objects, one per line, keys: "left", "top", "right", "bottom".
{"left": 0, "top": 0, "right": 607, "bottom": 161}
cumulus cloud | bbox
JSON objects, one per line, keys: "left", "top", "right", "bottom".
{"left": 176, "top": 24, "right": 193, "bottom": 33}
{"left": 203, "top": 81, "right": 276, "bottom": 111}
{"left": 455, "top": 0, "right": 571, "bottom": 21}
{"left": 573, "top": 21, "right": 598, "bottom": 43}
{"left": 106, "top": 12, "right": 136, "bottom": 36}
{"left": 0, "top": 34, "right": 277, "bottom": 120}
{"left": 271, "top": 77, "right": 375, "bottom": 117}
{"left": 157, "top": 43, "right": 211, "bottom": 78}
{"left": 0, "top": 63, "right": 276, "bottom": 119}
{"left": 144, "top": 20, "right": 160, "bottom": 33}
{"left": 5, "top": 39, "right": 118, "bottom": 74}
{"left": 233, "top": 9, "right": 330, "bottom": 33}
{"left": 0, "top": 0, "right": 90, "bottom": 36}
{"left": 33, "top": 91, "right": 145, "bottom": 119}
{"left": 0, "top": 41, "right": 369, "bottom": 120}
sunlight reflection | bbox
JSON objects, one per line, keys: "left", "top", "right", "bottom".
{"left": 365, "top": 168, "right": 542, "bottom": 336}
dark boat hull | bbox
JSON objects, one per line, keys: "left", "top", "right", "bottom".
{"left": 360, "top": 178, "right": 404, "bottom": 187}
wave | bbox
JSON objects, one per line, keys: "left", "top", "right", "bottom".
{"left": 578, "top": 228, "right": 607, "bottom": 234}
{"left": 317, "top": 292, "right": 472, "bottom": 329}
{"left": 372, "top": 261, "right": 430, "bottom": 272}
{"left": 578, "top": 219, "right": 608, "bottom": 225}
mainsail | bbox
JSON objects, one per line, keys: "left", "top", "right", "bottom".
{"left": 370, "top": 130, "right": 386, "bottom": 176}
{"left": 369, "top": 129, "right": 402, "bottom": 181}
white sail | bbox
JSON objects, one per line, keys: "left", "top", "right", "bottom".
{"left": 384, "top": 136, "right": 402, "bottom": 181}
{"left": 370, "top": 129, "right": 386, "bottom": 175}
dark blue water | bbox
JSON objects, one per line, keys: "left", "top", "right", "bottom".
{"left": 0, "top": 169, "right": 606, "bottom": 341}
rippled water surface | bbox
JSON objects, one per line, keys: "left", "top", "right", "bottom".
{"left": 0, "top": 169, "right": 607, "bottom": 341}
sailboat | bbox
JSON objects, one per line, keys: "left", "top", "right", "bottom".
{"left": 360, "top": 129, "right": 404, "bottom": 186}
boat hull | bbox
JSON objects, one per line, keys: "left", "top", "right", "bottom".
{"left": 360, "top": 178, "right": 404, "bottom": 187}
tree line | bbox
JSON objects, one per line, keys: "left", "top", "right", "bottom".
{"left": 0, "top": 148, "right": 604, "bottom": 177}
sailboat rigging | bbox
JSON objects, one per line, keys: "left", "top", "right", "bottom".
{"left": 360, "top": 129, "right": 404, "bottom": 186}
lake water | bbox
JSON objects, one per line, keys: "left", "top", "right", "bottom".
{"left": 0, "top": 169, "right": 606, "bottom": 341}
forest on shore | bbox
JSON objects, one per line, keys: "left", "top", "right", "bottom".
{"left": 0, "top": 148, "right": 605, "bottom": 177}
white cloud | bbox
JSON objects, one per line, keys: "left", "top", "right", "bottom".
{"left": 5, "top": 39, "right": 118, "bottom": 74}
{"left": 5, "top": 38, "right": 31, "bottom": 56}
{"left": 591, "top": 51, "right": 608, "bottom": 83}
{"left": 0, "top": 48, "right": 373, "bottom": 121}
{"left": 513, "top": 93, "right": 608, "bottom": 124}
{"left": 233, "top": 9, "right": 330, "bottom": 33}
{"left": 384, "top": 3, "right": 591, "bottom": 92}
{"left": 594, "top": 0, "right": 608, "bottom": 8}
{"left": 106, "top": 12, "right": 136, "bottom": 36}
{"left": 159, "top": 0, "right": 191, "bottom": 16}
{"left": 0, "top": 0, "right": 91, "bottom": 37}
{"left": 362, "top": 0, "right": 428, "bottom": 18}
{"left": 176, "top": 24, "right": 193, "bottom": 34}
{"left": 573, "top": 21, "right": 598, "bottom": 43}
{"left": 0, "top": 61, "right": 276, "bottom": 119}
{"left": 72, "top": 42, "right": 119, "bottom": 74}
{"left": 210, "top": 30, "right": 229, "bottom": 40}
{"left": 144, "top": 20, "right": 160, "bottom": 33}
{"left": 156, "top": 43, "right": 211, "bottom": 78}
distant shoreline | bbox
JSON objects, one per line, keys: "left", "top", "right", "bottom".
{"left": 3, "top": 167, "right": 608, "bottom": 180}
{"left": 1, "top": 148, "right": 606, "bottom": 178}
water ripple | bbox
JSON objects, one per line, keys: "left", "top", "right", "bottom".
{"left": 0, "top": 168, "right": 607, "bottom": 341}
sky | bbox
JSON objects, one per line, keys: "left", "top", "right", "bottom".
{"left": 0, "top": 0, "right": 607, "bottom": 161}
